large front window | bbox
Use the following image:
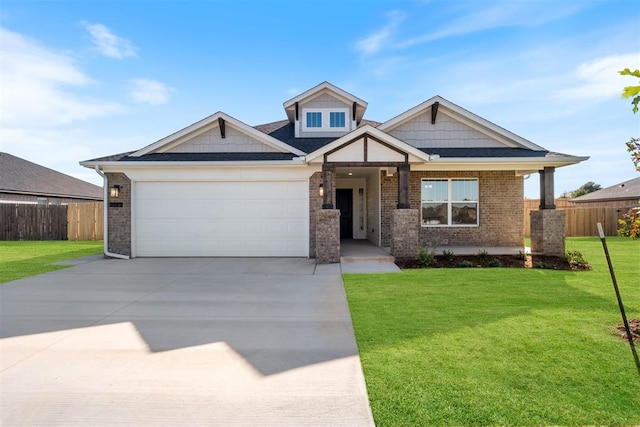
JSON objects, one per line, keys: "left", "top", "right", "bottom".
{"left": 421, "top": 179, "right": 478, "bottom": 226}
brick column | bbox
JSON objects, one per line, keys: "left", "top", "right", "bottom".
{"left": 106, "top": 172, "right": 131, "bottom": 256}
{"left": 391, "top": 209, "right": 419, "bottom": 261}
{"left": 530, "top": 210, "right": 565, "bottom": 257}
{"left": 316, "top": 209, "right": 340, "bottom": 263}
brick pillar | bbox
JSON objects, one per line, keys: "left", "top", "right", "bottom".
{"left": 106, "top": 172, "right": 131, "bottom": 256}
{"left": 530, "top": 210, "right": 565, "bottom": 257}
{"left": 391, "top": 209, "right": 419, "bottom": 261}
{"left": 316, "top": 209, "right": 340, "bottom": 263}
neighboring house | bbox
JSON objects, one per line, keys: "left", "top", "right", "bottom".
{"left": 570, "top": 176, "right": 640, "bottom": 209}
{"left": 81, "top": 82, "right": 587, "bottom": 260}
{"left": 1, "top": 152, "right": 103, "bottom": 205}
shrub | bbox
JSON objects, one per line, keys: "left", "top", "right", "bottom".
{"left": 418, "top": 247, "right": 436, "bottom": 267}
{"left": 564, "top": 250, "right": 591, "bottom": 269}
{"left": 517, "top": 250, "right": 529, "bottom": 261}
{"left": 441, "top": 249, "right": 455, "bottom": 261}
{"left": 618, "top": 206, "right": 640, "bottom": 239}
{"left": 477, "top": 249, "right": 489, "bottom": 259}
{"left": 456, "top": 260, "right": 475, "bottom": 268}
{"left": 488, "top": 258, "right": 502, "bottom": 267}
{"left": 534, "top": 261, "right": 553, "bottom": 269}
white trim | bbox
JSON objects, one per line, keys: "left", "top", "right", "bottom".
{"left": 301, "top": 108, "right": 350, "bottom": 132}
{"left": 378, "top": 96, "right": 546, "bottom": 151}
{"left": 130, "top": 112, "right": 306, "bottom": 157}
{"left": 420, "top": 178, "right": 479, "bottom": 227}
{"left": 305, "top": 125, "right": 433, "bottom": 163}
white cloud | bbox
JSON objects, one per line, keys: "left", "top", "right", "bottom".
{"left": 129, "top": 79, "right": 173, "bottom": 105}
{"left": 555, "top": 52, "right": 640, "bottom": 102}
{"left": 0, "top": 27, "right": 123, "bottom": 127}
{"left": 396, "top": 1, "right": 584, "bottom": 49}
{"left": 355, "top": 10, "right": 405, "bottom": 55}
{"left": 82, "top": 22, "right": 137, "bottom": 59}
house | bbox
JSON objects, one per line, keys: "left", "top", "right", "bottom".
{"left": 570, "top": 176, "right": 640, "bottom": 210}
{"left": 81, "top": 82, "right": 587, "bottom": 260}
{"left": 1, "top": 152, "right": 103, "bottom": 205}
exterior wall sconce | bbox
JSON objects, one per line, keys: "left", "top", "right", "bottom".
{"left": 110, "top": 185, "right": 120, "bottom": 198}
{"left": 318, "top": 183, "right": 324, "bottom": 197}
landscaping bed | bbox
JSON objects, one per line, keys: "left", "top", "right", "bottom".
{"left": 396, "top": 253, "right": 592, "bottom": 270}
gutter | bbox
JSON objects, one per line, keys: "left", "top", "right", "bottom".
{"left": 94, "top": 165, "right": 130, "bottom": 260}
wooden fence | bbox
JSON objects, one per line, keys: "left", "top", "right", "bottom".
{"left": 524, "top": 199, "right": 627, "bottom": 237}
{"left": 1, "top": 202, "right": 103, "bottom": 241}
{"left": 67, "top": 202, "right": 103, "bottom": 241}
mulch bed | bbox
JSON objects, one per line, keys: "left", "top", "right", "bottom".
{"left": 396, "top": 254, "right": 591, "bottom": 270}
{"left": 617, "top": 318, "right": 640, "bottom": 343}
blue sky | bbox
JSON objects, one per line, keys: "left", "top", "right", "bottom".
{"left": 1, "top": 0, "right": 638, "bottom": 198}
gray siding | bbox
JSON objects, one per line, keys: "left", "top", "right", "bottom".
{"left": 166, "top": 126, "right": 279, "bottom": 153}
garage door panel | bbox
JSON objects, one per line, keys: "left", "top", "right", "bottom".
{"left": 134, "top": 181, "right": 308, "bottom": 257}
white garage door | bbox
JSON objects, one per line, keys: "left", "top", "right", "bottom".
{"left": 134, "top": 181, "right": 308, "bottom": 257}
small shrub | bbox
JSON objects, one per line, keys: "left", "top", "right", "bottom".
{"left": 477, "top": 249, "right": 489, "bottom": 259}
{"left": 564, "top": 250, "right": 590, "bottom": 269}
{"left": 418, "top": 247, "right": 436, "bottom": 267}
{"left": 618, "top": 206, "right": 640, "bottom": 239}
{"left": 456, "top": 260, "right": 475, "bottom": 268}
{"left": 517, "top": 250, "right": 529, "bottom": 261}
{"left": 488, "top": 258, "right": 502, "bottom": 267}
{"left": 442, "top": 249, "right": 455, "bottom": 261}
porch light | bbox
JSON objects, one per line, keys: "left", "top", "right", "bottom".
{"left": 110, "top": 185, "right": 120, "bottom": 198}
{"left": 318, "top": 183, "right": 324, "bottom": 197}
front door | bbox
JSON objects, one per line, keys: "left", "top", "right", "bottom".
{"left": 336, "top": 189, "right": 353, "bottom": 239}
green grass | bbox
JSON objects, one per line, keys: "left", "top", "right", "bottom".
{"left": 344, "top": 237, "right": 640, "bottom": 426}
{"left": 0, "top": 241, "right": 103, "bottom": 284}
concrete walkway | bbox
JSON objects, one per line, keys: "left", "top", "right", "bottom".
{"left": 0, "top": 258, "right": 374, "bottom": 426}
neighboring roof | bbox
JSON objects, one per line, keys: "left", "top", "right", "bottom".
{"left": 378, "top": 95, "right": 547, "bottom": 151}
{"left": 0, "top": 152, "right": 103, "bottom": 200}
{"left": 282, "top": 81, "right": 369, "bottom": 124}
{"left": 129, "top": 111, "right": 306, "bottom": 158}
{"left": 571, "top": 176, "right": 640, "bottom": 203}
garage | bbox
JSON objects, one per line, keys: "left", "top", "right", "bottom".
{"left": 133, "top": 180, "right": 308, "bottom": 257}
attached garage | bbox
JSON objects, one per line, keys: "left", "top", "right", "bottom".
{"left": 133, "top": 180, "right": 309, "bottom": 257}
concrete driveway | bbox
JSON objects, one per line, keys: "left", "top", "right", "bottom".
{"left": 0, "top": 257, "right": 374, "bottom": 426}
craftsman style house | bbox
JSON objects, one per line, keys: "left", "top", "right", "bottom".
{"left": 81, "top": 82, "right": 587, "bottom": 261}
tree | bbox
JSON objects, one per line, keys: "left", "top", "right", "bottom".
{"left": 620, "top": 68, "right": 640, "bottom": 172}
{"left": 560, "top": 181, "right": 602, "bottom": 199}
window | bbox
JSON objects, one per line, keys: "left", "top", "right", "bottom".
{"left": 330, "top": 111, "right": 345, "bottom": 128}
{"left": 421, "top": 179, "right": 478, "bottom": 226}
{"left": 306, "top": 112, "right": 322, "bottom": 128}
{"left": 301, "top": 108, "right": 349, "bottom": 131}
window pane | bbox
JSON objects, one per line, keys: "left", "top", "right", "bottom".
{"left": 306, "top": 112, "right": 322, "bottom": 127}
{"left": 421, "top": 180, "right": 448, "bottom": 201}
{"left": 422, "top": 202, "right": 448, "bottom": 225}
{"left": 452, "top": 179, "right": 478, "bottom": 201}
{"left": 451, "top": 202, "right": 478, "bottom": 224}
{"left": 330, "top": 112, "right": 345, "bottom": 128}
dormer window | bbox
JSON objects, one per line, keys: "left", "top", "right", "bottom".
{"left": 302, "top": 108, "right": 349, "bottom": 132}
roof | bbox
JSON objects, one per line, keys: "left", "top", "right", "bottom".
{"left": 1, "top": 152, "right": 103, "bottom": 200}
{"left": 420, "top": 148, "right": 549, "bottom": 158}
{"left": 119, "top": 152, "right": 298, "bottom": 161}
{"left": 571, "top": 176, "right": 640, "bottom": 203}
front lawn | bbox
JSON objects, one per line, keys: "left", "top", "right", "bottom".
{"left": 0, "top": 241, "right": 103, "bottom": 284}
{"left": 344, "top": 237, "right": 640, "bottom": 426}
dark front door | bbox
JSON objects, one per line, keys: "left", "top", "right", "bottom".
{"left": 336, "top": 189, "right": 353, "bottom": 239}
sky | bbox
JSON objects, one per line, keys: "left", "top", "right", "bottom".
{"left": 0, "top": 0, "right": 639, "bottom": 198}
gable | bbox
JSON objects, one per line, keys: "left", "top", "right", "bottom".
{"left": 387, "top": 109, "right": 506, "bottom": 148}
{"left": 163, "top": 124, "right": 279, "bottom": 153}
{"left": 301, "top": 92, "right": 350, "bottom": 110}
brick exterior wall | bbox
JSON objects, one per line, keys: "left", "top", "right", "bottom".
{"left": 106, "top": 173, "right": 131, "bottom": 256}
{"left": 530, "top": 210, "right": 565, "bottom": 257}
{"left": 315, "top": 209, "right": 340, "bottom": 263}
{"left": 390, "top": 209, "right": 419, "bottom": 260}
{"left": 381, "top": 170, "right": 524, "bottom": 248}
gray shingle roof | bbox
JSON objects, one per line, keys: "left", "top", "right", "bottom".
{"left": 0, "top": 152, "right": 103, "bottom": 200}
{"left": 571, "top": 176, "right": 640, "bottom": 202}
{"left": 118, "top": 152, "right": 298, "bottom": 161}
{"left": 420, "top": 147, "right": 549, "bottom": 158}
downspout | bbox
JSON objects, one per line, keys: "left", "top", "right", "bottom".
{"left": 94, "top": 165, "right": 130, "bottom": 260}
